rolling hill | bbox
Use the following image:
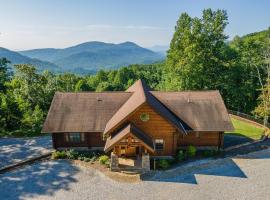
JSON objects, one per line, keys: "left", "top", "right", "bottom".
{"left": 19, "top": 41, "right": 164, "bottom": 74}
{"left": 0, "top": 47, "right": 60, "bottom": 72}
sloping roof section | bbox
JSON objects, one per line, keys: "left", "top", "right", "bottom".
{"left": 42, "top": 92, "right": 132, "bottom": 133}
{"left": 42, "top": 79, "right": 233, "bottom": 133}
{"left": 104, "top": 123, "right": 154, "bottom": 153}
{"left": 151, "top": 91, "right": 234, "bottom": 131}
{"left": 103, "top": 80, "right": 188, "bottom": 135}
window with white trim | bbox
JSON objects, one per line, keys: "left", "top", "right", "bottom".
{"left": 155, "top": 139, "right": 164, "bottom": 151}
{"left": 65, "top": 133, "right": 84, "bottom": 142}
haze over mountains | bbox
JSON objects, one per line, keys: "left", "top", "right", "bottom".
{"left": 0, "top": 41, "right": 164, "bottom": 74}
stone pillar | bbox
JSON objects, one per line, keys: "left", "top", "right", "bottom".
{"left": 110, "top": 152, "right": 119, "bottom": 171}
{"left": 142, "top": 153, "right": 150, "bottom": 171}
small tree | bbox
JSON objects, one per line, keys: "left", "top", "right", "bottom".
{"left": 0, "top": 58, "right": 11, "bottom": 91}
{"left": 254, "top": 28, "right": 270, "bottom": 126}
{"left": 254, "top": 78, "right": 270, "bottom": 126}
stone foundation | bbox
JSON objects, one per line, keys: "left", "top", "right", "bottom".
{"left": 110, "top": 152, "right": 119, "bottom": 171}
{"left": 142, "top": 153, "right": 150, "bottom": 171}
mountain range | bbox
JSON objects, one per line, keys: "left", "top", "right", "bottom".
{"left": 0, "top": 41, "right": 164, "bottom": 74}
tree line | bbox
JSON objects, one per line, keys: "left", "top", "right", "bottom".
{"left": 0, "top": 8, "right": 269, "bottom": 136}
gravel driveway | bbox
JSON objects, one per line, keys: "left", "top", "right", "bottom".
{"left": 0, "top": 136, "right": 52, "bottom": 168}
{"left": 1, "top": 148, "right": 270, "bottom": 200}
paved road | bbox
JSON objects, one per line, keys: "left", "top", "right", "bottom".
{"left": 0, "top": 136, "right": 52, "bottom": 168}
{"left": 1, "top": 148, "right": 270, "bottom": 200}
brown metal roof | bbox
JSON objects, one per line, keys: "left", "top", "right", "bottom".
{"left": 103, "top": 79, "right": 187, "bottom": 135}
{"left": 104, "top": 123, "right": 154, "bottom": 153}
{"left": 42, "top": 92, "right": 132, "bottom": 133}
{"left": 151, "top": 91, "right": 234, "bottom": 131}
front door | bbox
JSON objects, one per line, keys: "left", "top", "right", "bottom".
{"left": 126, "top": 146, "right": 136, "bottom": 157}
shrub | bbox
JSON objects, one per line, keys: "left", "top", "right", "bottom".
{"left": 157, "top": 159, "right": 170, "bottom": 170}
{"left": 202, "top": 150, "right": 219, "bottom": 157}
{"left": 187, "top": 145, "right": 197, "bottom": 157}
{"left": 83, "top": 157, "right": 91, "bottom": 162}
{"left": 104, "top": 160, "right": 110, "bottom": 167}
{"left": 99, "top": 155, "right": 109, "bottom": 164}
{"left": 90, "top": 156, "right": 98, "bottom": 162}
{"left": 177, "top": 150, "right": 186, "bottom": 161}
{"left": 66, "top": 149, "right": 79, "bottom": 160}
{"left": 78, "top": 154, "right": 85, "bottom": 161}
{"left": 51, "top": 151, "right": 66, "bottom": 159}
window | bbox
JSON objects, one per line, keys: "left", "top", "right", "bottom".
{"left": 155, "top": 139, "right": 164, "bottom": 151}
{"left": 140, "top": 113, "right": 150, "bottom": 122}
{"left": 65, "top": 133, "right": 84, "bottom": 143}
{"left": 195, "top": 132, "right": 200, "bottom": 138}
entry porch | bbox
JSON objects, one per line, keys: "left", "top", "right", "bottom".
{"left": 104, "top": 123, "right": 154, "bottom": 171}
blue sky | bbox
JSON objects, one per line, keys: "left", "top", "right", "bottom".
{"left": 0, "top": 0, "right": 269, "bottom": 50}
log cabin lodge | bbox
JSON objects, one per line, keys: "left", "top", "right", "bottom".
{"left": 42, "top": 79, "right": 234, "bottom": 169}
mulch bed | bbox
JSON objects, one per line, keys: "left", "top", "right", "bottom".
{"left": 69, "top": 159, "right": 142, "bottom": 183}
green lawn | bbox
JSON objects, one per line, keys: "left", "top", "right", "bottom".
{"left": 225, "top": 117, "right": 265, "bottom": 140}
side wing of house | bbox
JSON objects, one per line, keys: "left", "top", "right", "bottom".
{"left": 42, "top": 92, "right": 132, "bottom": 150}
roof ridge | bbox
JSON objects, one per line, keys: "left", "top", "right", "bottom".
{"left": 151, "top": 90, "right": 220, "bottom": 93}
{"left": 55, "top": 91, "right": 133, "bottom": 94}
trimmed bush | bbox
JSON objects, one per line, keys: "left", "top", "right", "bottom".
{"left": 51, "top": 151, "right": 66, "bottom": 159}
{"left": 157, "top": 159, "right": 170, "bottom": 170}
{"left": 187, "top": 145, "right": 197, "bottom": 157}
{"left": 177, "top": 150, "right": 186, "bottom": 161}
{"left": 99, "top": 155, "right": 109, "bottom": 164}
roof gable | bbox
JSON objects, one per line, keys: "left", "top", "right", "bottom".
{"left": 104, "top": 123, "right": 154, "bottom": 153}
{"left": 103, "top": 80, "right": 188, "bottom": 135}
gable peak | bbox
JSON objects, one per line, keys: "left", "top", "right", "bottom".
{"left": 126, "top": 79, "right": 151, "bottom": 93}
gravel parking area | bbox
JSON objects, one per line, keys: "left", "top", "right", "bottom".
{"left": 0, "top": 136, "right": 52, "bottom": 168}
{"left": 1, "top": 148, "right": 270, "bottom": 200}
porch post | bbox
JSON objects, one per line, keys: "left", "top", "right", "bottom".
{"left": 142, "top": 153, "right": 150, "bottom": 171}
{"left": 110, "top": 152, "right": 119, "bottom": 171}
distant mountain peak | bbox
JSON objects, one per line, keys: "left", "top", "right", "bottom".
{"left": 118, "top": 41, "right": 139, "bottom": 46}
{"left": 10, "top": 41, "right": 165, "bottom": 74}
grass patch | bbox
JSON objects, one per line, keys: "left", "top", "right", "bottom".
{"left": 226, "top": 117, "right": 265, "bottom": 140}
